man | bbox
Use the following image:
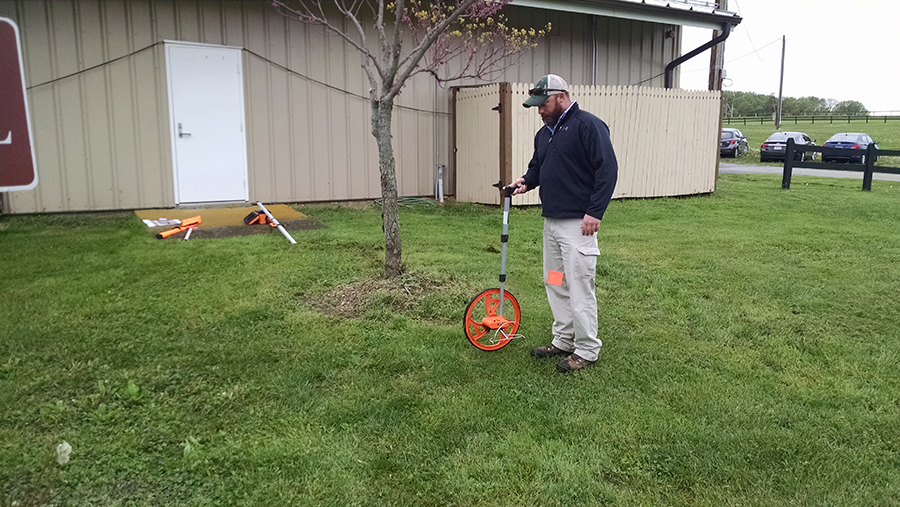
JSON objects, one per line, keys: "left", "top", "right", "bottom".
{"left": 508, "top": 74, "right": 618, "bottom": 373}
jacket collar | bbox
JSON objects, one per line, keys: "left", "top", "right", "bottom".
{"left": 546, "top": 101, "right": 579, "bottom": 134}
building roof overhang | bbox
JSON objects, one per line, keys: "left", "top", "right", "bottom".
{"left": 510, "top": 0, "right": 742, "bottom": 30}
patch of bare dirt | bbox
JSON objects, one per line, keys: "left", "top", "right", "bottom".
{"left": 304, "top": 272, "right": 473, "bottom": 322}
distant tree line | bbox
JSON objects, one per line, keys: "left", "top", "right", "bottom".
{"left": 723, "top": 91, "right": 869, "bottom": 117}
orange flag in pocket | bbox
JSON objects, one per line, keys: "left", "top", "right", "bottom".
{"left": 546, "top": 270, "right": 564, "bottom": 286}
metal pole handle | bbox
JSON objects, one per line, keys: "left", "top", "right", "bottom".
{"left": 256, "top": 202, "right": 297, "bottom": 245}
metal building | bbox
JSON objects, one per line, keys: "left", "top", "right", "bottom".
{"left": 0, "top": 0, "right": 740, "bottom": 214}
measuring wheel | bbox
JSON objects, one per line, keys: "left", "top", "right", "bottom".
{"left": 464, "top": 288, "right": 521, "bottom": 351}
{"left": 463, "top": 182, "right": 524, "bottom": 351}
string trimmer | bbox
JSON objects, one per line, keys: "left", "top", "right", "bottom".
{"left": 464, "top": 182, "right": 523, "bottom": 351}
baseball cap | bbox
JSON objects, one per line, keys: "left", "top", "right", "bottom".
{"left": 523, "top": 74, "right": 568, "bottom": 108}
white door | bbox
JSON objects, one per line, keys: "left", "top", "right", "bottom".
{"left": 166, "top": 43, "right": 248, "bottom": 203}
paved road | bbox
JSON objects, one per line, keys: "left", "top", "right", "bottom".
{"left": 719, "top": 162, "right": 900, "bottom": 182}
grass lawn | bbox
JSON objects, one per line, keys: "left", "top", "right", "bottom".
{"left": 2, "top": 174, "right": 899, "bottom": 506}
{"left": 722, "top": 118, "right": 900, "bottom": 169}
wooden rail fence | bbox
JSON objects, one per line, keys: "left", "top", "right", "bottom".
{"left": 781, "top": 137, "right": 900, "bottom": 191}
{"left": 725, "top": 115, "right": 900, "bottom": 126}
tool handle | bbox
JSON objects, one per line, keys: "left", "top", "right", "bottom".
{"left": 492, "top": 180, "right": 517, "bottom": 198}
{"left": 256, "top": 202, "right": 297, "bottom": 245}
{"left": 156, "top": 226, "right": 185, "bottom": 239}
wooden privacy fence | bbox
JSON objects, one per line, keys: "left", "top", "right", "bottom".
{"left": 454, "top": 83, "right": 722, "bottom": 205}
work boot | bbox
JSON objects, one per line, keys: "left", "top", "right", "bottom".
{"left": 556, "top": 353, "right": 596, "bottom": 373}
{"left": 531, "top": 343, "right": 573, "bottom": 358}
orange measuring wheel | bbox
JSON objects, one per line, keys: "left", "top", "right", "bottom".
{"left": 464, "top": 288, "right": 521, "bottom": 351}
{"left": 463, "top": 182, "right": 524, "bottom": 351}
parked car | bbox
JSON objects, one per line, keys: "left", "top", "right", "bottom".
{"left": 720, "top": 128, "right": 748, "bottom": 157}
{"left": 760, "top": 132, "right": 816, "bottom": 162}
{"left": 822, "top": 133, "right": 878, "bottom": 164}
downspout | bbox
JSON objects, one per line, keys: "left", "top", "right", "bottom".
{"left": 664, "top": 23, "right": 732, "bottom": 89}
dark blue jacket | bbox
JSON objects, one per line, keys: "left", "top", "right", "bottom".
{"left": 522, "top": 103, "right": 618, "bottom": 220}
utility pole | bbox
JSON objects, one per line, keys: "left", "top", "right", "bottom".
{"left": 710, "top": 0, "right": 727, "bottom": 189}
{"left": 708, "top": 0, "right": 727, "bottom": 91}
{"left": 775, "top": 35, "right": 785, "bottom": 129}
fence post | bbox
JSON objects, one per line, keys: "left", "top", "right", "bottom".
{"left": 862, "top": 144, "right": 876, "bottom": 191}
{"left": 782, "top": 137, "right": 795, "bottom": 189}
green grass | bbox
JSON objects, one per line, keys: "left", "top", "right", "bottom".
{"left": 2, "top": 175, "right": 900, "bottom": 506}
{"left": 722, "top": 118, "right": 900, "bottom": 168}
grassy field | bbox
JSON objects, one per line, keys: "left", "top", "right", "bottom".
{"left": 2, "top": 174, "right": 900, "bottom": 506}
{"left": 721, "top": 118, "right": 900, "bottom": 168}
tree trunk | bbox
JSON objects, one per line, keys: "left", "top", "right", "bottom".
{"left": 371, "top": 98, "right": 403, "bottom": 277}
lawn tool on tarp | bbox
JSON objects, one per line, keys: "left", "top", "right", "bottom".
{"left": 156, "top": 216, "right": 201, "bottom": 239}
{"left": 463, "top": 182, "right": 523, "bottom": 351}
{"left": 243, "top": 202, "right": 297, "bottom": 244}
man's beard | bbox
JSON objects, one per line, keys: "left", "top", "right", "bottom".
{"left": 541, "top": 99, "right": 564, "bottom": 126}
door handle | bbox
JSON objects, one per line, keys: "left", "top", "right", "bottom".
{"left": 178, "top": 123, "right": 192, "bottom": 138}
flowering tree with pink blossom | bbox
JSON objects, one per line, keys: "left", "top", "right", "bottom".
{"left": 272, "top": 0, "right": 548, "bottom": 277}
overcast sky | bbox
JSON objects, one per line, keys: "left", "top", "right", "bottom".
{"left": 679, "top": 0, "right": 900, "bottom": 113}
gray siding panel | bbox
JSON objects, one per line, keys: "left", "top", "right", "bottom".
{"left": 2, "top": 1, "right": 174, "bottom": 212}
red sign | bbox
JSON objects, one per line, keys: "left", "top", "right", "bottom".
{"left": 1, "top": 17, "right": 37, "bottom": 191}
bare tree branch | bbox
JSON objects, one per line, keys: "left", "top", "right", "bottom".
{"left": 271, "top": 0, "right": 384, "bottom": 80}
{"left": 386, "top": 0, "right": 481, "bottom": 100}
{"left": 385, "top": 0, "right": 405, "bottom": 88}
{"left": 333, "top": 0, "right": 381, "bottom": 96}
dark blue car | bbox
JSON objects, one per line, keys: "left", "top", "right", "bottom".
{"left": 720, "top": 128, "right": 749, "bottom": 157}
{"left": 822, "top": 133, "right": 878, "bottom": 164}
{"left": 760, "top": 132, "right": 816, "bottom": 162}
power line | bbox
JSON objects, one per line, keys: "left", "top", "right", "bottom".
{"left": 727, "top": 36, "right": 781, "bottom": 65}
{"left": 731, "top": 0, "right": 765, "bottom": 63}
{"left": 630, "top": 71, "right": 666, "bottom": 86}
{"left": 242, "top": 49, "right": 450, "bottom": 116}
{"left": 26, "top": 42, "right": 162, "bottom": 90}
{"left": 680, "top": 36, "right": 782, "bottom": 74}
{"left": 26, "top": 42, "right": 449, "bottom": 116}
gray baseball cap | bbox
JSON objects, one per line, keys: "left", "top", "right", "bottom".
{"left": 523, "top": 74, "right": 568, "bottom": 108}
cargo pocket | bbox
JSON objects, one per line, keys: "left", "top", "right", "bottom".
{"left": 577, "top": 246, "right": 600, "bottom": 257}
{"left": 575, "top": 245, "right": 600, "bottom": 279}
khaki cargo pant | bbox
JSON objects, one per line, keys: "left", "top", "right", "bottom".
{"left": 544, "top": 218, "right": 602, "bottom": 361}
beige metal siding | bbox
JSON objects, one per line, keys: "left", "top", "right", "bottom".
{"left": 232, "top": 3, "right": 450, "bottom": 204}
{"left": 493, "top": 6, "right": 679, "bottom": 88}
{"left": 227, "top": 3, "right": 447, "bottom": 204}
{"left": 1, "top": 0, "right": 174, "bottom": 213}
